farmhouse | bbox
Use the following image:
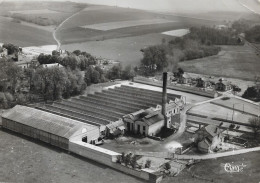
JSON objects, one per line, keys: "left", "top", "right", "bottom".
{"left": 196, "top": 77, "right": 212, "bottom": 88}
{"left": 178, "top": 73, "right": 192, "bottom": 84}
{"left": 195, "top": 125, "right": 224, "bottom": 153}
{"left": 0, "top": 47, "right": 8, "bottom": 57}
{"left": 1, "top": 105, "right": 100, "bottom": 150}
{"left": 215, "top": 78, "right": 232, "bottom": 91}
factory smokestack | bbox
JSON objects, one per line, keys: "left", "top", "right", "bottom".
{"left": 162, "top": 72, "right": 167, "bottom": 127}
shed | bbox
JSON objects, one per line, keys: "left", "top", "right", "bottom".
{"left": 1, "top": 105, "right": 100, "bottom": 150}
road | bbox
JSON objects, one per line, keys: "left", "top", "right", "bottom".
{"left": 53, "top": 10, "right": 84, "bottom": 50}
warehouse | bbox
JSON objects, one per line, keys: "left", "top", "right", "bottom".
{"left": 1, "top": 105, "right": 100, "bottom": 150}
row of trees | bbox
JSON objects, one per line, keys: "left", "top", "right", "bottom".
{"left": 242, "top": 85, "right": 260, "bottom": 102}
{"left": 232, "top": 19, "right": 260, "bottom": 43}
{"left": 139, "top": 26, "right": 242, "bottom": 75}
{"left": 38, "top": 51, "right": 97, "bottom": 71}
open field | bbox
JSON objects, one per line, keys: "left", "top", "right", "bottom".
{"left": 162, "top": 29, "right": 190, "bottom": 37}
{"left": 57, "top": 5, "right": 226, "bottom": 45}
{"left": 9, "top": 9, "right": 60, "bottom": 14}
{"left": 61, "top": 33, "right": 173, "bottom": 66}
{"left": 81, "top": 19, "right": 176, "bottom": 31}
{"left": 0, "top": 129, "right": 143, "bottom": 183}
{"left": 179, "top": 44, "right": 260, "bottom": 81}
{"left": 0, "top": 16, "right": 55, "bottom": 46}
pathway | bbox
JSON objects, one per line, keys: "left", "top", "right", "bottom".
{"left": 53, "top": 9, "right": 84, "bottom": 50}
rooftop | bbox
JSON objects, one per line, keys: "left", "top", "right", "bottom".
{"left": 2, "top": 105, "right": 97, "bottom": 139}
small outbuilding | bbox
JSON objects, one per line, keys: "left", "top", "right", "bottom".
{"left": 215, "top": 78, "right": 232, "bottom": 91}
{"left": 1, "top": 105, "right": 100, "bottom": 150}
{"left": 195, "top": 125, "right": 224, "bottom": 153}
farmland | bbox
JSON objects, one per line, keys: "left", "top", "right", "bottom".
{"left": 179, "top": 44, "right": 260, "bottom": 81}
{"left": 61, "top": 33, "right": 173, "bottom": 67}
{"left": 0, "top": 16, "right": 55, "bottom": 46}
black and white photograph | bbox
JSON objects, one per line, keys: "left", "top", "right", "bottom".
{"left": 0, "top": 0, "right": 260, "bottom": 182}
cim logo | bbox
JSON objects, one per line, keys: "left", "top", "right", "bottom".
{"left": 224, "top": 162, "right": 247, "bottom": 173}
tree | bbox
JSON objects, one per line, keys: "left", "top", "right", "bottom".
{"left": 249, "top": 117, "right": 260, "bottom": 139}
{"left": 73, "top": 50, "right": 81, "bottom": 56}
{"left": 24, "top": 68, "right": 34, "bottom": 91}
{"left": 242, "top": 86, "right": 259, "bottom": 100}
{"left": 52, "top": 50, "right": 60, "bottom": 56}
{"left": 164, "top": 162, "right": 171, "bottom": 170}
{"left": 84, "top": 66, "right": 94, "bottom": 85}
{"left": 124, "top": 153, "right": 131, "bottom": 166}
{"left": 33, "top": 67, "right": 52, "bottom": 101}
{"left": 145, "top": 159, "right": 151, "bottom": 168}
{"left": 38, "top": 53, "right": 52, "bottom": 65}
{"left": 130, "top": 155, "right": 137, "bottom": 168}
{"left": 141, "top": 45, "right": 167, "bottom": 73}
{"left": 122, "top": 65, "right": 135, "bottom": 80}
{"left": 106, "top": 65, "right": 122, "bottom": 80}
{"left": 6, "top": 63, "right": 22, "bottom": 94}
{"left": 49, "top": 67, "right": 68, "bottom": 100}
{"left": 2, "top": 43, "right": 19, "bottom": 55}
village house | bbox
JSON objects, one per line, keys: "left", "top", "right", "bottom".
{"left": 0, "top": 47, "right": 8, "bottom": 58}
{"left": 195, "top": 125, "right": 225, "bottom": 153}
{"left": 215, "top": 78, "right": 232, "bottom": 91}
{"left": 196, "top": 77, "right": 212, "bottom": 88}
{"left": 178, "top": 73, "right": 192, "bottom": 84}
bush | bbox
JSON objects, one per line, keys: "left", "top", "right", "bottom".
{"left": 165, "top": 162, "right": 171, "bottom": 170}
{"left": 145, "top": 159, "right": 151, "bottom": 168}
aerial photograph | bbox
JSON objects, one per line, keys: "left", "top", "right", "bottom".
{"left": 0, "top": 0, "right": 260, "bottom": 182}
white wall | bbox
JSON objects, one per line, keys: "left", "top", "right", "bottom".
{"left": 148, "top": 120, "right": 164, "bottom": 136}
{"left": 70, "top": 125, "right": 100, "bottom": 143}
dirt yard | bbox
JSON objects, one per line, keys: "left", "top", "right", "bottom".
{"left": 0, "top": 129, "right": 144, "bottom": 183}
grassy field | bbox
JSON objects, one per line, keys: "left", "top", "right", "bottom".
{"left": 61, "top": 33, "right": 173, "bottom": 67}
{"left": 56, "top": 5, "right": 224, "bottom": 45}
{"left": 0, "top": 16, "right": 55, "bottom": 46}
{"left": 0, "top": 1, "right": 87, "bottom": 46}
{"left": 0, "top": 129, "right": 144, "bottom": 183}
{"left": 179, "top": 44, "right": 260, "bottom": 81}
{"left": 162, "top": 150, "right": 260, "bottom": 183}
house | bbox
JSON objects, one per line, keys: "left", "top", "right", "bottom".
{"left": 106, "top": 119, "right": 125, "bottom": 137}
{"left": 215, "top": 78, "right": 232, "bottom": 91}
{"left": 196, "top": 77, "right": 212, "bottom": 88}
{"left": 0, "top": 48, "right": 8, "bottom": 57}
{"left": 178, "top": 73, "right": 192, "bottom": 84}
{"left": 195, "top": 125, "right": 224, "bottom": 153}
{"left": 42, "top": 63, "right": 64, "bottom": 68}
{"left": 123, "top": 101, "right": 181, "bottom": 136}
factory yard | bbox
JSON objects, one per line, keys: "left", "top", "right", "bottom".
{"left": 0, "top": 129, "right": 143, "bottom": 183}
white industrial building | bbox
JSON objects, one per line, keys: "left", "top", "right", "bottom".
{"left": 1, "top": 105, "right": 100, "bottom": 150}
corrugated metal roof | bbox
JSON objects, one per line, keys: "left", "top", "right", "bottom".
{"left": 2, "top": 105, "right": 96, "bottom": 139}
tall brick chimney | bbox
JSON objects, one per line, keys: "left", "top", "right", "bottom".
{"left": 162, "top": 72, "right": 168, "bottom": 127}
